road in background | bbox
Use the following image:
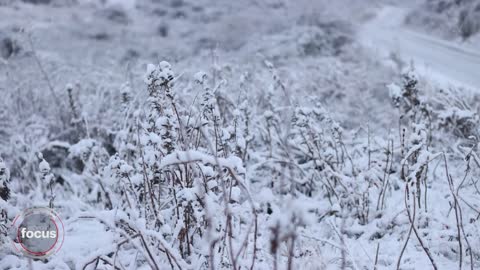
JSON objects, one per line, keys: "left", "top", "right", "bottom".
{"left": 360, "top": 6, "right": 480, "bottom": 90}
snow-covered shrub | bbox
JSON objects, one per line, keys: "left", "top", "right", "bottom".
{"left": 388, "top": 68, "right": 479, "bottom": 143}
{"left": 0, "top": 158, "right": 10, "bottom": 202}
{"left": 67, "top": 60, "right": 262, "bottom": 269}
{"left": 389, "top": 69, "right": 434, "bottom": 207}
{"left": 0, "top": 105, "right": 12, "bottom": 152}
{"left": 435, "top": 87, "right": 480, "bottom": 139}
{"left": 0, "top": 32, "right": 20, "bottom": 60}
{"left": 0, "top": 157, "right": 10, "bottom": 250}
{"left": 384, "top": 68, "right": 480, "bottom": 268}
{"left": 389, "top": 70, "right": 430, "bottom": 122}
{"left": 33, "top": 152, "right": 58, "bottom": 209}
{"left": 406, "top": 0, "right": 480, "bottom": 40}
{"left": 96, "top": 6, "right": 131, "bottom": 25}
{"left": 458, "top": 4, "right": 480, "bottom": 39}
{"left": 251, "top": 23, "right": 352, "bottom": 61}
{"left": 297, "top": 21, "right": 352, "bottom": 56}
{"left": 68, "top": 139, "right": 112, "bottom": 208}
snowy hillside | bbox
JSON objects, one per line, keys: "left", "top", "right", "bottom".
{"left": 1, "top": 0, "right": 480, "bottom": 269}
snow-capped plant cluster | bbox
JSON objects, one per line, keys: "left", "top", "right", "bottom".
{"left": 1, "top": 53, "right": 480, "bottom": 269}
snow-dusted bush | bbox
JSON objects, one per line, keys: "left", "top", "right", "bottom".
{"left": 458, "top": 4, "right": 480, "bottom": 39}
{"left": 435, "top": 88, "right": 480, "bottom": 139}
{"left": 406, "top": 0, "right": 480, "bottom": 40}
{"left": 0, "top": 158, "right": 10, "bottom": 201}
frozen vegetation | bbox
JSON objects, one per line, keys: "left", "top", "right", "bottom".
{"left": 0, "top": 0, "right": 480, "bottom": 269}
{"left": 406, "top": 0, "right": 480, "bottom": 41}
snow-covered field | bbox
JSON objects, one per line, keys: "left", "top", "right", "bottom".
{"left": 1, "top": 0, "right": 480, "bottom": 269}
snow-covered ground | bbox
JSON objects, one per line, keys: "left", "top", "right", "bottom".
{"left": 1, "top": 1, "right": 480, "bottom": 270}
